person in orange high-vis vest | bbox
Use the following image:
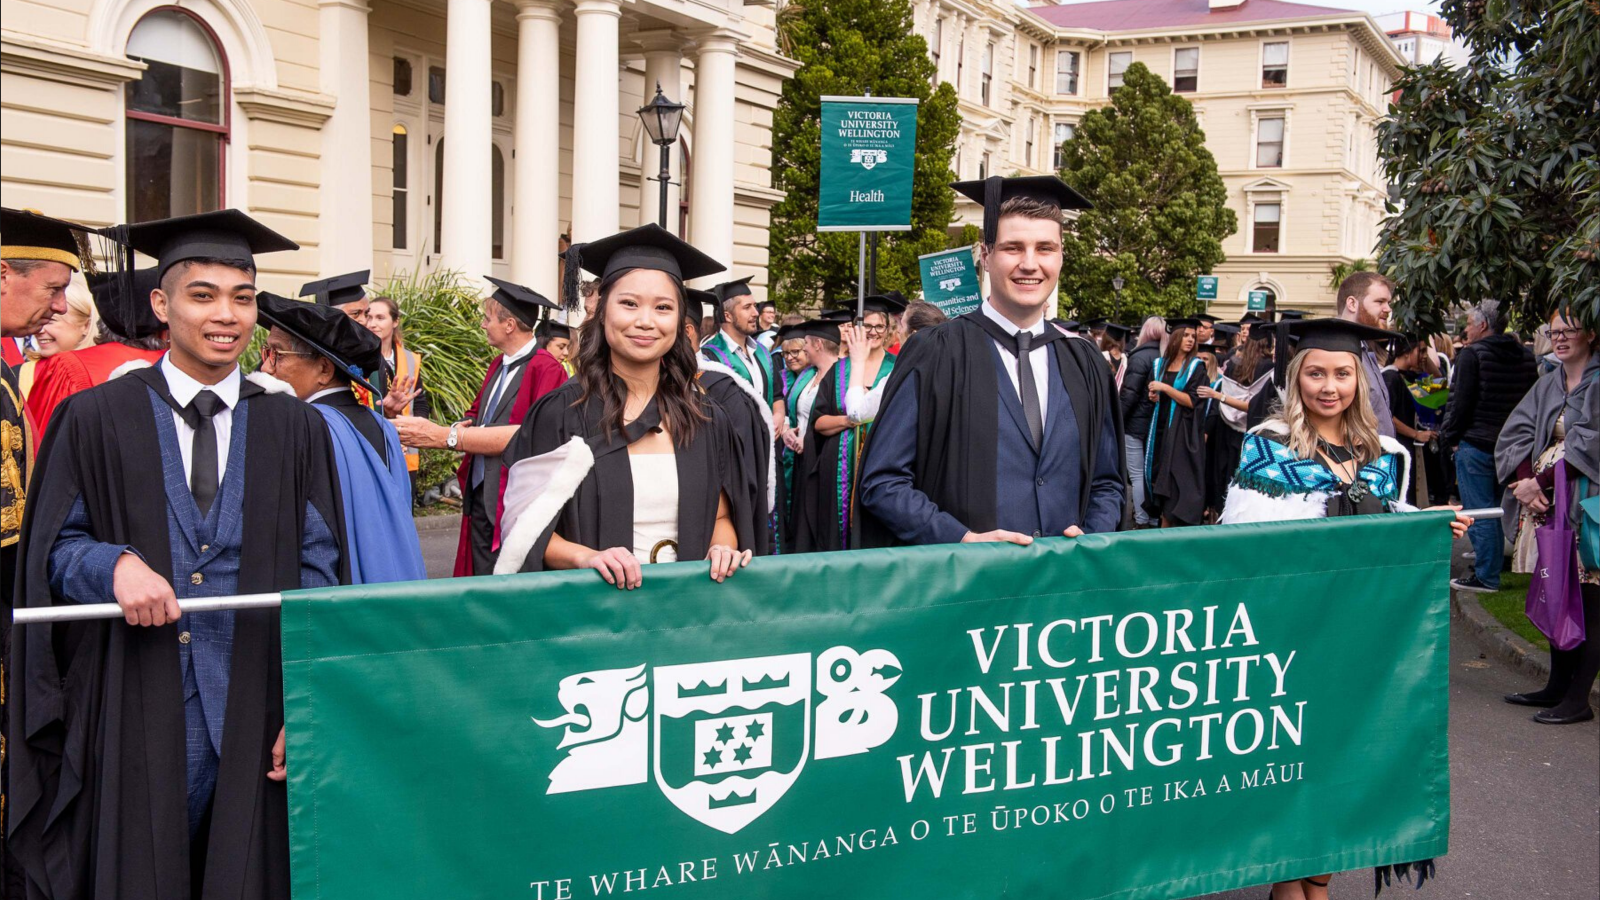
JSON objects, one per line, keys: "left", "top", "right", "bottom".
{"left": 368, "top": 296, "right": 431, "bottom": 495}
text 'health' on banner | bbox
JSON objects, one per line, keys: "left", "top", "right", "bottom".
{"left": 281, "top": 513, "right": 1453, "bottom": 900}
{"left": 817, "top": 96, "right": 919, "bottom": 232}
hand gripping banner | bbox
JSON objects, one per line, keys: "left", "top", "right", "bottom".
{"left": 281, "top": 513, "right": 1452, "bottom": 899}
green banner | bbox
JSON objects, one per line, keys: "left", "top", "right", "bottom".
{"left": 1196, "top": 276, "right": 1218, "bottom": 300}
{"left": 918, "top": 246, "right": 983, "bottom": 318}
{"left": 1248, "top": 290, "right": 1270, "bottom": 312}
{"left": 817, "top": 96, "right": 919, "bottom": 232}
{"left": 283, "top": 515, "right": 1451, "bottom": 900}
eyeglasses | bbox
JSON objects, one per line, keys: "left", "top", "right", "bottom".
{"left": 262, "top": 346, "right": 314, "bottom": 363}
{"left": 862, "top": 324, "right": 888, "bottom": 334}
{"left": 782, "top": 349, "right": 807, "bottom": 357}
{"left": 1550, "top": 328, "right": 1585, "bottom": 340}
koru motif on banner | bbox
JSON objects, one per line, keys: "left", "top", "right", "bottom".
{"left": 850, "top": 149, "right": 889, "bottom": 170}
{"left": 533, "top": 648, "right": 903, "bottom": 834}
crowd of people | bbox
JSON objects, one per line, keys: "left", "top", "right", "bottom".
{"left": 0, "top": 168, "right": 1591, "bottom": 900}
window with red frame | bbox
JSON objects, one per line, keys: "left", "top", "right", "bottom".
{"left": 125, "top": 8, "right": 228, "bottom": 223}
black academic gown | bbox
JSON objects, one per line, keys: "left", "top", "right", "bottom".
{"left": 697, "top": 371, "right": 772, "bottom": 557}
{"left": 856, "top": 314, "right": 1125, "bottom": 547}
{"left": 498, "top": 379, "right": 766, "bottom": 572}
{"left": 1205, "top": 358, "right": 1271, "bottom": 514}
{"left": 2, "top": 359, "right": 31, "bottom": 899}
{"left": 791, "top": 363, "right": 851, "bottom": 554}
{"left": 1145, "top": 360, "right": 1207, "bottom": 526}
{"left": 313, "top": 388, "right": 388, "bottom": 464}
{"left": 8, "top": 367, "right": 348, "bottom": 900}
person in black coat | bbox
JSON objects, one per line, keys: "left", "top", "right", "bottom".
{"left": 1118, "top": 317, "right": 1165, "bottom": 527}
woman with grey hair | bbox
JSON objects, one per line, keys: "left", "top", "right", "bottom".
{"left": 1503, "top": 309, "right": 1600, "bottom": 724}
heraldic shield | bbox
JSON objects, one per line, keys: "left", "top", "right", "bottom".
{"left": 652, "top": 653, "right": 812, "bottom": 834}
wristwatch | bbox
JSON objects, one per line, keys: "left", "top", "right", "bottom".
{"left": 446, "top": 422, "right": 462, "bottom": 450}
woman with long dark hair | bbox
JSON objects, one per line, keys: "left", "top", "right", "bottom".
{"left": 1144, "top": 318, "right": 1208, "bottom": 526}
{"left": 493, "top": 225, "right": 767, "bottom": 586}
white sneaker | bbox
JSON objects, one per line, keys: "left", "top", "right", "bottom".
{"left": 1462, "top": 551, "right": 1476, "bottom": 560}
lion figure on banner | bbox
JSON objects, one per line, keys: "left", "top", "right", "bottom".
{"left": 532, "top": 664, "right": 650, "bottom": 792}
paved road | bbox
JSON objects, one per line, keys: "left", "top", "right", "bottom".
{"left": 418, "top": 522, "right": 1599, "bottom": 899}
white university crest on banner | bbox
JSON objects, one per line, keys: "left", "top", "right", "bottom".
{"left": 532, "top": 648, "right": 902, "bottom": 833}
{"left": 850, "top": 148, "right": 889, "bottom": 170}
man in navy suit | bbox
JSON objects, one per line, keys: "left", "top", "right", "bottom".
{"left": 858, "top": 176, "right": 1125, "bottom": 547}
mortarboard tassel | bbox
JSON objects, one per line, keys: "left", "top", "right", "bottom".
{"left": 982, "top": 176, "right": 1003, "bottom": 246}
{"left": 562, "top": 242, "right": 586, "bottom": 312}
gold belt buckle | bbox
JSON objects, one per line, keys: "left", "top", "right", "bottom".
{"left": 648, "top": 539, "right": 678, "bottom": 564}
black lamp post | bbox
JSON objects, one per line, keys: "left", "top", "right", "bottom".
{"left": 637, "top": 83, "right": 686, "bottom": 229}
{"left": 1112, "top": 275, "right": 1125, "bottom": 323}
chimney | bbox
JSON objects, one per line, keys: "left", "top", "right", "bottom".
{"left": 1210, "top": 0, "right": 1247, "bottom": 10}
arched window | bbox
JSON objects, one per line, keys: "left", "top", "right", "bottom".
{"left": 491, "top": 145, "right": 505, "bottom": 259}
{"left": 392, "top": 125, "right": 409, "bottom": 250}
{"left": 677, "top": 140, "right": 691, "bottom": 239}
{"left": 433, "top": 137, "right": 445, "bottom": 255}
{"left": 125, "top": 8, "right": 228, "bottom": 223}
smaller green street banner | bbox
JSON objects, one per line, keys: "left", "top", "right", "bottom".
{"left": 918, "top": 246, "right": 983, "bottom": 318}
{"left": 1196, "top": 276, "right": 1218, "bottom": 300}
{"left": 1247, "top": 290, "right": 1270, "bottom": 311}
{"left": 817, "top": 96, "right": 919, "bottom": 232}
{"left": 283, "top": 514, "right": 1451, "bottom": 900}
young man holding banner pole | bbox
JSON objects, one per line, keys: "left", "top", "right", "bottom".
{"left": 858, "top": 175, "right": 1126, "bottom": 546}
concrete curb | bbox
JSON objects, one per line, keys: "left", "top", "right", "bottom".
{"left": 1452, "top": 587, "right": 1600, "bottom": 707}
{"left": 413, "top": 512, "right": 463, "bottom": 533}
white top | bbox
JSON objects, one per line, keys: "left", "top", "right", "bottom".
{"left": 845, "top": 381, "right": 885, "bottom": 425}
{"left": 629, "top": 453, "right": 680, "bottom": 564}
{"left": 721, "top": 329, "right": 767, "bottom": 401}
{"left": 796, "top": 372, "right": 825, "bottom": 434}
{"left": 160, "top": 354, "right": 241, "bottom": 481}
{"left": 482, "top": 336, "right": 536, "bottom": 420}
{"left": 981, "top": 300, "right": 1049, "bottom": 423}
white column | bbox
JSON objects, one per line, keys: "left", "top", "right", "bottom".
{"left": 318, "top": 0, "right": 374, "bottom": 272}
{"left": 512, "top": 0, "right": 562, "bottom": 295}
{"left": 636, "top": 30, "right": 684, "bottom": 230}
{"left": 688, "top": 31, "right": 739, "bottom": 280}
{"left": 440, "top": 0, "right": 493, "bottom": 277}
{"left": 570, "top": 0, "right": 621, "bottom": 243}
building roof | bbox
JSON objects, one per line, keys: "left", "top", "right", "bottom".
{"left": 1030, "top": 0, "right": 1359, "bottom": 31}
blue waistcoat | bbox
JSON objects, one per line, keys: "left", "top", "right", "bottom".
{"left": 148, "top": 388, "right": 250, "bottom": 831}
{"left": 990, "top": 343, "right": 1084, "bottom": 538}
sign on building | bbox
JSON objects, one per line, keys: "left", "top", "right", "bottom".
{"left": 1196, "top": 276, "right": 1218, "bottom": 300}
{"left": 1247, "top": 290, "right": 1270, "bottom": 312}
{"left": 817, "top": 96, "right": 920, "bottom": 232}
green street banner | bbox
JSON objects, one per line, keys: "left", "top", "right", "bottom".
{"left": 1247, "top": 290, "right": 1270, "bottom": 312}
{"left": 1196, "top": 276, "right": 1218, "bottom": 300}
{"left": 918, "top": 246, "right": 983, "bottom": 318}
{"left": 817, "top": 96, "right": 919, "bottom": 232}
{"left": 283, "top": 514, "right": 1451, "bottom": 900}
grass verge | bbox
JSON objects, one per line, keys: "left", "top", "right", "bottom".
{"left": 1474, "top": 573, "right": 1551, "bottom": 652}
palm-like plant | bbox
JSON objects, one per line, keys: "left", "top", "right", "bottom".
{"left": 375, "top": 267, "right": 491, "bottom": 424}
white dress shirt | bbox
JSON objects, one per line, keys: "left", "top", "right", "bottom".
{"left": 481, "top": 336, "right": 536, "bottom": 423}
{"left": 160, "top": 354, "right": 241, "bottom": 481}
{"left": 981, "top": 300, "right": 1049, "bottom": 423}
{"left": 724, "top": 331, "right": 767, "bottom": 400}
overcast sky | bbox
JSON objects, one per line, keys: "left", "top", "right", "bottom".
{"left": 1021, "top": 0, "right": 1444, "bottom": 18}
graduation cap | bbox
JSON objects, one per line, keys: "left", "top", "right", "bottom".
{"left": 1103, "top": 322, "right": 1132, "bottom": 343}
{"left": 1083, "top": 317, "right": 1109, "bottom": 332}
{"left": 1238, "top": 314, "right": 1267, "bottom": 328}
{"left": 1165, "top": 317, "right": 1201, "bottom": 332}
{"left": 951, "top": 175, "right": 1093, "bottom": 246}
{"left": 484, "top": 275, "right": 558, "bottom": 328}
{"left": 1195, "top": 313, "right": 1219, "bottom": 325}
{"left": 2, "top": 207, "right": 95, "bottom": 272}
{"left": 300, "top": 269, "right": 370, "bottom": 307}
{"left": 87, "top": 267, "right": 165, "bottom": 339}
{"left": 1276, "top": 309, "right": 1308, "bottom": 321}
{"left": 711, "top": 275, "right": 755, "bottom": 305}
{"left": 794, "top": 319, "right": 846, "bottom": 342}
{"left": 124, "top": 209, "right": 297, "bottom": 280}
{"left": 832, "top": 292, "right": 908, "bottom": 317}
{"left": 1273, "top": 317, "right": 1396, "bottom": 386}
{"left": 685, "top": 287, "right": 719, "bottom": 323}
{"left": 255, "top": 291, "right": 381, "bottom": 393}
{"left": 1060, "top": 319, "right": 1081, "bottom": 332}
{"left": 569, "top": 224, "right": 726, "bottom": 303}
{"left": 1213, "top": 322, "right": 1241, "bottom": 337}
{"left": 1197, "top": 342, "right": 1222, "bottom": 354}
{"left": 537, "top": 319, "right": 571, "bottom": 342}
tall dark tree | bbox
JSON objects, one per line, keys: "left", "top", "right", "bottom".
{"left": 767, "top": 0, "right": 960, "bottom": 310}
{"left": 1055, "top": 63, "right": 1235, "bottom": 324}
{"left": 1378, "top": 0, "right": 1598, "bottom": 332}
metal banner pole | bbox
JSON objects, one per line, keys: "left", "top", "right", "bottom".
{"left": 856, "top": 231, "right": 867, "bottom": 321}
{"left": 10, "top": 510, "right": 1500, "bottom": 626}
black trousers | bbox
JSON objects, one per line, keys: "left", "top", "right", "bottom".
{"left": 1542, "top": 582, "right": 1600, "bottom": 714}
{"left": 467, "top": 482, "right": 499, "bottom": 577}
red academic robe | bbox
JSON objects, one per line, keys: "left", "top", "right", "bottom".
{"left": 451, "top": 347, "right": 571, "bottom": 576}
{"left": 3, "top": 338, "right": 24, "bottom": 368}
{"left": 26, "top": 344, "right": 165, "bottom": 444}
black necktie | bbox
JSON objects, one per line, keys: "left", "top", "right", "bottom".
{"left": 183, "top": 391, "right": 224, "bottom": 516}
{"left": 1015, "top": 331, "right": 1044, "bottom": 449}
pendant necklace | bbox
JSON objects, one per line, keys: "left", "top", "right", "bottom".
{"left": 1319, "top": 438, "right": 1368, "bottom": 505}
